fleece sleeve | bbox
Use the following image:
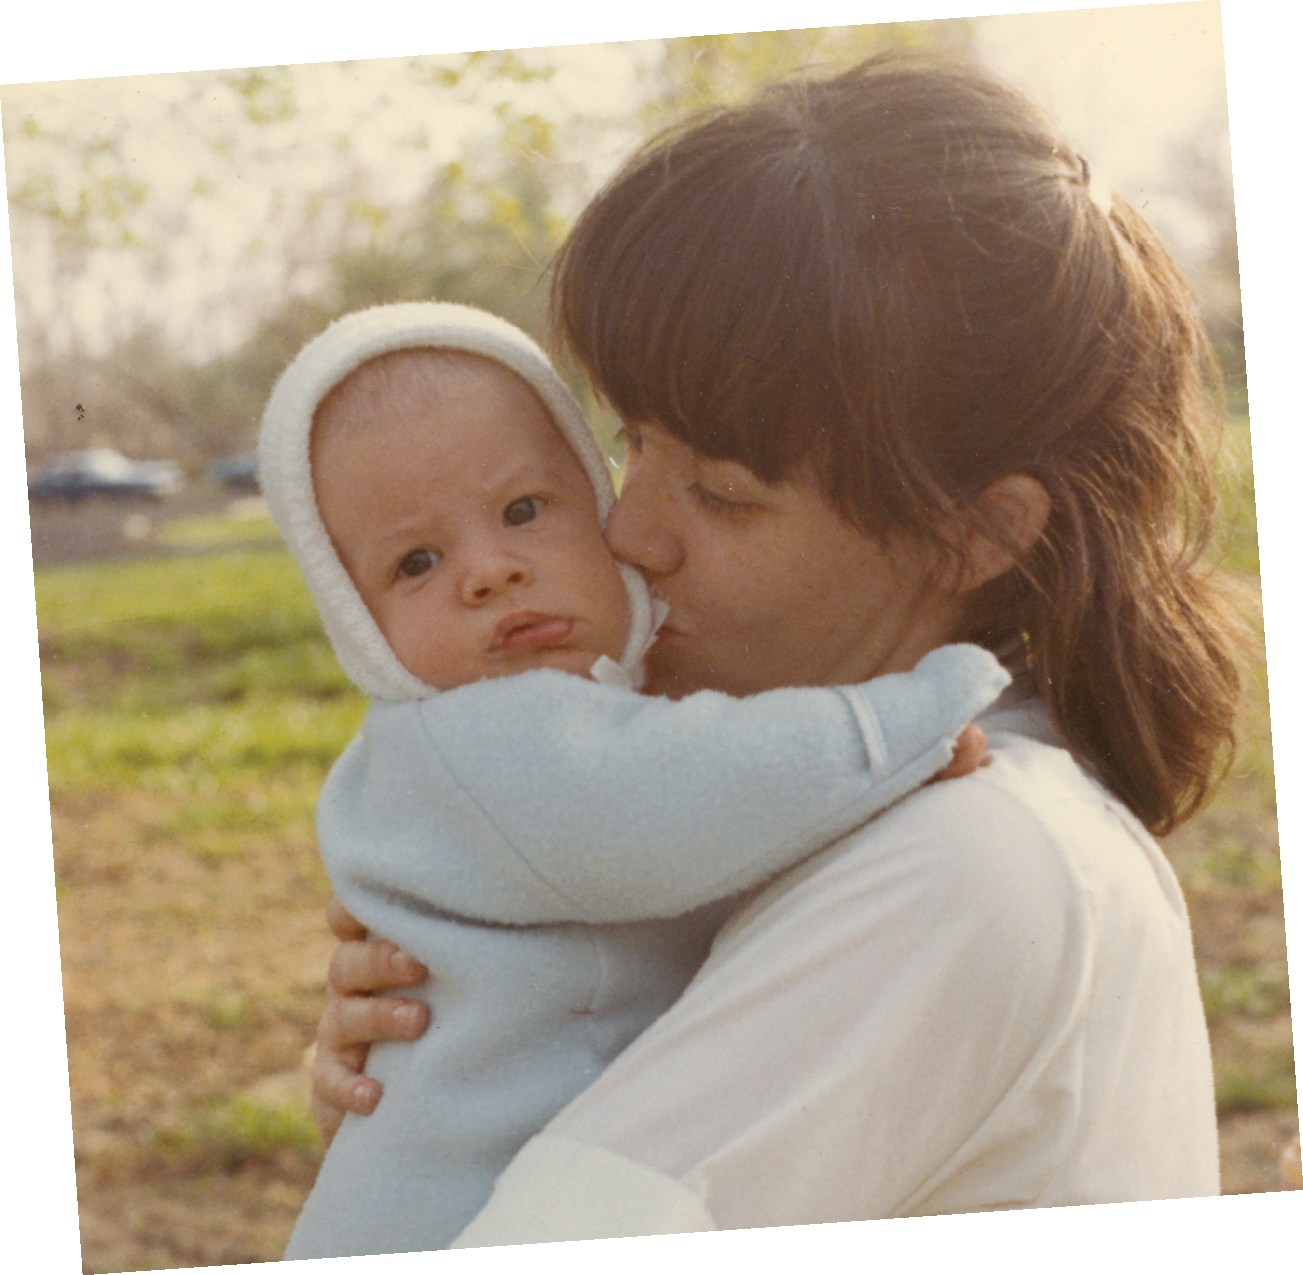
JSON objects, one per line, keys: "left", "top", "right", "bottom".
{"left": 317, "top": 643, "right": 1008, "bottom": 925}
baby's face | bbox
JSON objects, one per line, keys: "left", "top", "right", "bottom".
{"left": 312, "top": 350, "right": 631, "bottom": 690}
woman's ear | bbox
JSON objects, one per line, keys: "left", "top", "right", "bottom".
{"left": 956, "top": 473, "right": 1051, "bottom": 592}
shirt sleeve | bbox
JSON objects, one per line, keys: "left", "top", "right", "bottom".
{"left": 324, "top": 644, "right": 1008, "bottom": 926}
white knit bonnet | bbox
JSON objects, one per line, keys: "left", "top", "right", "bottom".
{"left": 259, "top": 302, "right": 661, "bottom": 700}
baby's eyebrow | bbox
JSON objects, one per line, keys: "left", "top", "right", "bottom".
{"left": 480, "top": 462, "right": 570, "bottom": 493}
{"left": 374, "top": 513, "right": 444, "bottom": 552}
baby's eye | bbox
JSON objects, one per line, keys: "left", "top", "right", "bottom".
{"left": 397, "top": 548, "right": 440, "bottom": 578}
{"left": 503, "top": 496, "right": 541, "bottom": 527}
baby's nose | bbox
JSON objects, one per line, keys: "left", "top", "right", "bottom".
{"left": 463, "top": 553, "right": 532, "bottom": 603}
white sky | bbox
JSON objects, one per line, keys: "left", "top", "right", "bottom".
{"left": 978, "top": 3, "right": 1229, "bottom": 187}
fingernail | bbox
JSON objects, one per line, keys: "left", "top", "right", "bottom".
{"left": 351, "top": 1078, "right": 377, "bottom": 1108}
{"left": 391, "top": 950, "right": 426, "bottom": 980}
{"left": 395, "top": 1002, "right": 422, "bottom": 1033}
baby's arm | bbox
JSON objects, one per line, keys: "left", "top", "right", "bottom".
{"left": 319, "top": 644, "right": 1008, "bottom": 926}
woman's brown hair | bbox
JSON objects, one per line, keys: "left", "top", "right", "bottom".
{"left": 552, "top": 51, "right": 1245, "bottom": 834}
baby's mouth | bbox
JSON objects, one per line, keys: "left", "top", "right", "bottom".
{"left": 490, "top": 612, "right": 575, "bottom": 653}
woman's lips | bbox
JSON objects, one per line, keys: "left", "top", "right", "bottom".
{"left": 491, "top": 612, "right": 575, "bottom": 653}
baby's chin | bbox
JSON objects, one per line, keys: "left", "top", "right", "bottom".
{"left": 506, "top": 646, "right": 613, "bottom": 680}
{"left": 431, "top": 645, "right": 615, "bottom": 688}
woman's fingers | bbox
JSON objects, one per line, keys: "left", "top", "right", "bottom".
{"left": 312, "top": 903, "right": 430, "bottom": 1146}
{"left": 328, "top": 937, "right": 428, "bottom": 995}
{"left": 310, "top": 913, "right": 431, "bottom": 1146}
{"left": 326, "top": 895, "right": 370, "bottom": 942}
{"left": 311, "top": 1038, "right": 380, "bottom": 1149}
{"left": 311, "top": 990, "right": 430, "bottom": 1147}
{"left": 318, "top": 986, "right": 430, "bottom": 1052}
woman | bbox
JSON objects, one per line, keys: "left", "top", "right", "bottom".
{"left": 310, "top": 52, "right": 1243, "bottom": 1234}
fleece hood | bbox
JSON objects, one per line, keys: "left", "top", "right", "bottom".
{"left": 258, "top": 302, "right": 661, "bottom": 700}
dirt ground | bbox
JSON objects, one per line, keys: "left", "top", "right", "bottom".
{"left": 54, "top": 786, "right": 332, "bottom": 1272}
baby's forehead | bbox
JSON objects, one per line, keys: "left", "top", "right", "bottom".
{"left": 321, "top": 347, "right": 521, "bottom": 418}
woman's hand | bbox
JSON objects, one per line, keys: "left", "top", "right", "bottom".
{"left": 311, "top": 897, "right": 430, "bottom": 1149}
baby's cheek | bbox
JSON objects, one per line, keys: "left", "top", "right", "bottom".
{"left": 597, "top": 557, "right": 635, "bottom": 658}
{"left": 386, "top": 609, "right": 462, "bottom": 690}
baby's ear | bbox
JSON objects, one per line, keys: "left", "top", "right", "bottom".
{"left": 954, "top": 474, "right": 1051, "bottom": 593}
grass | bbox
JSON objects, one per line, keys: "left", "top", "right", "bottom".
{"left": 1218, "top": 413, "right": 1259, "bottom": 577}
{"left": 38, "top": 548, "right": 365, "bottom": 796}
{"left": 1202, "top": 966, "right": 1291, "bottom": 1022}
{"left": 153, "top": 1095, "right": 321, "bottom": 1169}
{"left": 157, "top": 510, "right": 282, "bottom": 553}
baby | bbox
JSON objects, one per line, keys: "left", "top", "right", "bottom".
{"left": 259, "top": 303, "right": 1010, "bottom": 1260}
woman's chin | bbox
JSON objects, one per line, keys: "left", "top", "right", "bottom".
{"left": 641, "top": 647, "right": 715, "bottom": 699}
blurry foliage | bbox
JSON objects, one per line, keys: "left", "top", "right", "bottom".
{"left": 417, "top": 49, "right": 558, "bottom": 91}
{"left": 1218, "top": 414, "right": 1258, "bottom": 578}
{"left": 5, "top": 112, "right": 149, "bottom": 254}
{"left": 1163, "top": 112, "right": 1243, "bottom": 376}
{"left": 644, "top": 20, "right": 971, "bottom": 121}
{"left": 1202, "top": 965, "right": 1291, "bottom": 1023}
{"left": 224, "top": 68, "right": 299, "bottom": 126}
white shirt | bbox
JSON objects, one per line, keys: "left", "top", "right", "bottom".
{"left": 453, "top": 696, "right": 1219, "bottom": 1245}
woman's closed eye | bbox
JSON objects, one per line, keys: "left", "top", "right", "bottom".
{"left": 397, "top": 548, "right": 441, "bottom": 579}
{"left": 503, "top": 496, "right": 543, "bottom": 527}
{"left": 688, "top": 482, "right": 753, "bottom": 516}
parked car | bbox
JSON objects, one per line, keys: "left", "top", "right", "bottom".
{"left": 28, "top": 449, "right": 185, "bottom": 503}
{"left": 208, "top": 452, "right": 261, "bottom": 494}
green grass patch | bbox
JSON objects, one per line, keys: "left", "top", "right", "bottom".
{"left": 1216, "top": 413, "right": 1260, "bottom": 578}
{"left": 191, "top": 991, "right": 261, "bottom": 1035}
{"left": 160, "top": 790, "right": 316, "bottom": 850}
{"left": 153, "top": 1094, "right": 320, "bottom": 1168}
{"left": 1201, "top": 966, "right": 1291, "bottom": 1022}
{"left": 1214, "top": 1062, "right": 1298, "bottom": 1113}
{"left": 157, "top": 511, "right": 282, "bottom": 552}
{"left": 45, "top": 697, "right": 365, "bottom": 793}
{"left": 36, "top": 548, "right": 366, "bottom": 796}
{"left": 36, "top": 548, "right": 313, "bottom": 641}
{"left": 1180, "top": 834, "right": 1283, "bottom": 893}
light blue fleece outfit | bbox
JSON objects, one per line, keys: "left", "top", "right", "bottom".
{"left": 283, "top": 648, "right": 1009, "bottom": 1259}
{"left": 259, "top": 304, "right": 1012, "bottom": 1261}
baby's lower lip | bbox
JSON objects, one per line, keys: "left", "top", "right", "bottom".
{"left": 494, "top": 615, "right": 574, "bottom": 652}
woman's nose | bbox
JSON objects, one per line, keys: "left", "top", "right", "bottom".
{"left": 605, "top": 476, "right": 685, "bottom": 578}
{"left": 461, "top": 549, "right": 533, "bottom": 604}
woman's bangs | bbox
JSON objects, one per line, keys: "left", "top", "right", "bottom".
{"left": 554, "top": 126, "right": 831, "bottom": 483}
